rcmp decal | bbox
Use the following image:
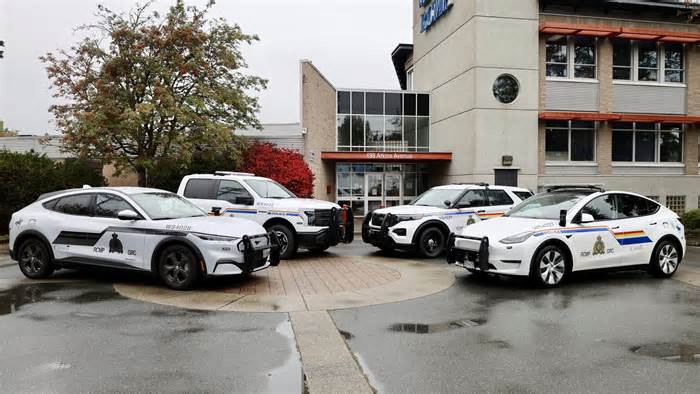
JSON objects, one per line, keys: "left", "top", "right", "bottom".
{"left": 109, "top": 233, "right": 123, "bottom": 254}
{"left": 534, "top": 226, "right": 652, "bottom": 246}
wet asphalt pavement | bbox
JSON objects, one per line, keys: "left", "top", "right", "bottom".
{"left": 0, "top": 242, "right": 698, "bottom": 392}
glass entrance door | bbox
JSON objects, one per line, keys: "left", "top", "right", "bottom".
{"left": 384, "top": 173, "right": 402, "bottom": 207}
{"left": 366, "top": 173, "right": 383, "bottom": 213}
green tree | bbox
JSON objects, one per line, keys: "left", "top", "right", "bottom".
{"left": 41, "top": 0, "right": 266, "bottom": 186}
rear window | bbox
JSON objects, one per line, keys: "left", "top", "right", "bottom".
{"left": 183, "top": 179, "right": 215, "bottom": 199}
{"left": 514, "top": 191, "right": 533, "bottom": 201}
{"left": 487, "top": 189, "right": 514, "bottom": 206}
{"left": 52, "top": 194, "right": 93, "bottom": 216}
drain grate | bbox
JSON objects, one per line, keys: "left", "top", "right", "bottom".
{"left": 389, "top": 318, "right": 485, "bottom": 334}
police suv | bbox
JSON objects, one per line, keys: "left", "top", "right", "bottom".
{"left": 177, "top": 172, "right": 353, "bottom": 259}
{"left": 9, "top": 187, "right": 280, "bottom": 290}
{"left": 447, "top": 185, "right": 685, "bottom": 287}
{"left": 362, "top": 184, "right": 532, "bottom": 258}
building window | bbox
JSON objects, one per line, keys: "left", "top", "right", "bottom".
{"left": 545, "top": 120, "right": 596, "bottom": 162}
{"left": 613, "top": 40, "right": 684, "bottom": 84}
{"left": 336, "top": 90, "right": 429, "bottom": 152}
{"left": 492, "top": 74, "right": 519, "bottom": 104}
{"left": 666, "top": 195, "right": 686, "bottom": 215}
{"left": 646, "top": 195, "right": 660, "bottom": 203}
{"left": 611, "top": 123, "right": 683, "bottom": 163}
{"left": 546, "top": 36, "right": 596, "bottom": 79}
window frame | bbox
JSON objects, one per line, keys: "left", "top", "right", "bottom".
{"left": 575, "top": 193, "right": 659, "bottom": 223}
{"left": 546, "top": 36, "right": 598, "bottom": 81}
{"left": 611, "top": 122, "right": 684, "bottom": 165}
{"left": 94, "top": 193, "right": 141, "bottom": 219}
{"left": 183, "top": 178, "right": 217, "bottom": 200}
{"left": 613, "top": 40, "right": 686, "bottom": 86}
{"left": 48, "top": 193, "right": 96, "bottom": 217}
{"left": 544, "top": 120, "right": 597, "bottom": 164}
{"left": 217, "top": 179, "right": 254, "bottom": 205}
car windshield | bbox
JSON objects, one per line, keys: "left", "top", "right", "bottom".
{"left": 506, "top": 191, "right": 588, "bottom": 220}
{"left": 411, "top": 188, "right": 463, "bottom": 208}
{"left": 244, "top": 179, "right": 296, "bottom": 199}
{"left": 131, "top": 192, "right": 207, "bottom": 220}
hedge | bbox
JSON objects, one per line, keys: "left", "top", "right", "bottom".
{"left": 681, "top": 209, "right": 700, "bottom": 231}
{"left": 0, "top": 151, "right": 105, "bottom": 233}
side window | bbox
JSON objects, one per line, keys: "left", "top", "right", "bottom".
{"left": 456, "top": 190, "right": 487, "bottom": 208}
{"left": 217, "top": 180, "right": 253, "bottom": 205}
{"left": 581, "top": 195, "right": 616, "bottom": 221}
{"left": 616, "top": 194, "right": 660, "bottom": 219}
{"left": 183, "top": 179, "right": 215, "bottom": 199}
{"left": 514, "top": 191, "right": 533, "bottom": 201}
{"left": 487, "top": 189, "right": 514, "bottom": 206}
{"left": 53, "top": 194, "right": 93, "bottom": 216}
{"left": 95, "top": 194, "right": 134, "bottom": 218}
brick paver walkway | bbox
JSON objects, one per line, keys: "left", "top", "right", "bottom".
{"left": 222, "top": 257, "right": 401, "bottom": 296}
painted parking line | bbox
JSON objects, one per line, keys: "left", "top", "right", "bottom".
{"left": 290, "top": 310, "right": 373, "bottom": 394}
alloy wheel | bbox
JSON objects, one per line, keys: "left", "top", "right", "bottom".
{"left": 539, "top": 250, "right": 565, "bottom": 285}
{"left": 658, "top": 244, "right": 679, "bottom": 274}
{"left": 20, "top": 242, "right": 46, "bottom": 274}
{"left": 162, "top": 250, "right": 192, "bottom": 285}
{"left": 275, "top": 230, "right": 289, "bottom": 255}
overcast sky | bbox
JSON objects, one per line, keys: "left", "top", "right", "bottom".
{"left": 0, "top": 0, "right": 412, "bottom": 134}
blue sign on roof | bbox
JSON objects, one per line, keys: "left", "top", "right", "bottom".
{"left": 420, "top": 0, "right": 453, "bottom": 32}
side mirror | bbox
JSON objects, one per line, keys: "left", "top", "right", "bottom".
{"left": 444, "top": 200, "right": 452, "bottom": 207}
{"left": 559, "top": 209, "right": 567, "bottom": 227}
{"left": 580, "top": 213, "right": 595, "bottom": 223}
{"left": 117, "top": 209, "right": 140, "bottom": 221}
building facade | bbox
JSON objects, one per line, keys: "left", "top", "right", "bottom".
{"left": 301, "top": 0, "right": 700, "bottom": 216}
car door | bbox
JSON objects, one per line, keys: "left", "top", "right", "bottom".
{"left": 88, "top": 193, "right": 146, "bottom": 269}
{"left": 49, "top": 193, "right": 98, "bottom": 260}
{"left": 181, "top": 178, "right": 219, "bottom": 213}
{"left": 612, "top": 193, "right": 658, "bottom": 266}
{"left": 485, "top": 188, "right": 515, "bottom": 219}
{"left": 570, "top": 194, "right": 620, "bottom": 270}
{"left": 453, "top": 189, "right": 487, "bottom": 232}
{"left": 216, "top": 179, "right": 258, "bottom": 220}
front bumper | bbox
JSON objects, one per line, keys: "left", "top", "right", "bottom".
{"left": 299, "top": 207, "right": 354, "bottom": 248}
{"left": 446, "top": 234, "right": 491, "bottom": 270}
{"left": 447, "top": 234, "right": 531, "bottom": 276}
{"left": 361, "top": 213, "right": 413, "bottom": 250}
{"left": 212, "top": 232, "right": 280, "bottom": 275}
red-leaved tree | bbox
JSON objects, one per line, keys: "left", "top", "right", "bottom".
{"left": 241, "top": 142, "right": 314, "bottom": 197}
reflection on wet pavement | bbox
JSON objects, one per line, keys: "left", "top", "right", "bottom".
{"left": 0, "top": 283, "right": 120, "bottom": 316}
{"left": 632, "top": 343, "right": 700, "bottom": 363}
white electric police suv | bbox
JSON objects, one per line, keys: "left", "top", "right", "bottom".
{"left": 177, "top": 172, "right": 353, "bottom": 259}
{"left": 447, "top": 185, "right": 686, "bottom": 287}
{"left": 362, "top": 184, "right": 532, "bottom": 258}
{"left": 9, "top": 187, "right": 280, "bottom": 290}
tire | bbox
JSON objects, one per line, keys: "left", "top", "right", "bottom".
{"left": 530, "top": 244, "right": 569, "bottom": 288}
{"left": 158, "top": 244, "right": 199, "bottom": 290}
{"left": 417, "top": 227, "right": 446, "bottom": 258}
{"left": 17, "top": 237, "right": 54, "bottom": 279}
{"left": 307, "top": 245, "right": 329, "bottom": 254}
{"left": 267, "top": 224, "right": 297, "bottom": 259}
{"left": 649, "top": 239, "right": 681, "bottom": 278}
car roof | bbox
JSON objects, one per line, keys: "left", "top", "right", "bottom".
{"left": 431, "top": 184, "right": 531, "bottom": 192}
{"left": 185, "top": 173, "right": 269, "bottom": 181}
{"left": 37, "top": 186, "right": 168, "bottom": 201}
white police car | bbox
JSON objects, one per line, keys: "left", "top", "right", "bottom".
{"left": 447, "top": 185, "right": 685, "bottom": 287}
{"left": 8, "top": 187, "right": 279, "bottom": 290}
{"left": 362, "top": 184, "right": 532, "bottom": 258}
{"left": 177, "top": 172, "right": 353, "bottom": 259}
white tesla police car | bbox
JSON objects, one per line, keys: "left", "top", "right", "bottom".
{"left": 177, "top": 172, "right": 353, "bottom": 259}
{"left": 362, "top": 184, "right": 532, "bottom": 258}
{"left": 447, "top": 185, "right": 685, "bottom": 287}
{"left": 8, "top": 187, "right": 280, "bottom": 290}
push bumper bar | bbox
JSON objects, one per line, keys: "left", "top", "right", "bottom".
{"left": 239, "top": 232, "right": 281, "bottom": 272}
{"left": 446, "top": 233, "right": 490, "bottom": 271}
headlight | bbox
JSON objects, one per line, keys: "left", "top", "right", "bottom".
{"left": 393, "top": 214, "right": 423, "bottom": 225}
{"left": 304, "top": 210, "right": 315, "bottom": 226}
{"left": 194, "top": 233, "right": 239, "bottom": 242}
{"left": 499, "top": 231, "right": 533, "bottom": 244}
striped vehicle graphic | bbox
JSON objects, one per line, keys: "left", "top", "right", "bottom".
{"left": 533, "top": 226, "right": 652, "bottom": 245}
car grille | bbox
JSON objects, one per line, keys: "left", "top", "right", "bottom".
{"left": 314, "top": 209, "right": 340, "bottom": 227}
{"left": 371, "top": 213, "right": 385, "bottom": 227}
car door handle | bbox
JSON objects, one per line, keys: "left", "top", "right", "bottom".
{"left": 611, "top": 226, "right": 620, "bottom": 230}
{"left": 477, "top": 210, "right": 485, "bottom": 213}
{"left": 649, "top": 222, "right": 657, "bottom": 226}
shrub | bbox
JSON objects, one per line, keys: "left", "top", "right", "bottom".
{"left": 0, "top": 151, "right": 105, "bottom": 233}
{"left": 241, "top": 142, "right": 314, "bottom": 197}
{"left": 681, "top": 209, "right": 700, "bottom": 231}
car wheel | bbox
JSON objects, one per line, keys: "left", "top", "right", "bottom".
{"left": 530, "top": 245, "right": 568, "bottom": 288}
{"left": 268, "top": 224, "right": 297, "bottom": 259}
{"left": 18, "top": 238, "right": 54, "bottom": 279}
{"left": 649, "top": 239, "right": 680, "bottom": 278}
{"left": 417, "top": 227, "right": 446, "bottom": 258}
{"left": 158, "top": 244, "right": 198, "bottom": 290}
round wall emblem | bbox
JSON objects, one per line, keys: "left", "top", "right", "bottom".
{"left": 492, "top": 74, "right": 519, "bottom": 104}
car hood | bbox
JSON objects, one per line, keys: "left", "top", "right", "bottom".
{"left": 156, "top": 216, "right": 266, "bottom": 238}
{"left": 372, "top": 205, "right": 447, "bottom": 216}
{"left": 459, "top": 216, "right": 559, "bottom": 239}
{"left": 256, "top": 198, "right": 340, "bottom": 211}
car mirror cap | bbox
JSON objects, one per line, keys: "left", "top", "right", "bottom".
{"left": 580, "top": 213, "right": 595, "bottom": 223}
{"left": 559, "top": 209, "right": 567, "bottom": 227}
{"left": 117, "top": 209, "right": 140, "bottom": 221}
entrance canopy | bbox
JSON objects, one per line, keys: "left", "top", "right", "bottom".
{"left": 321, "top": 151, "right": 452, "bottom": 162}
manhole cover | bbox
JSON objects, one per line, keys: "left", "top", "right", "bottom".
{"left": 632, "top": 343, "right": 700, "bottom": 363}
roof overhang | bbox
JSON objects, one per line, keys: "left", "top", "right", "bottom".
{"left": 539, "top": 111, "right": 700, "bottom": 124}
{"left": 391, "top": 43, "right": 414, "bottom": 90}
{"left": 321, "top": 151, "right": 452, "bottom": 162}
{"left": 540, "top": 22, "right": 700, "bottom": 43}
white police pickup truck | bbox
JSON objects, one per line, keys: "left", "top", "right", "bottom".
{"left": 177, "top": 172, "right": 353, "bottom": 259}
{"left": 362, "top": 183, "right": 532, "bottom": 258}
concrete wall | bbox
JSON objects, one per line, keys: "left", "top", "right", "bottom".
{"left": 300, "top": 60, "right": 336, "bottom": 202}
{"left": 412, "top": 0, "right": 540, "bottom": 190}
